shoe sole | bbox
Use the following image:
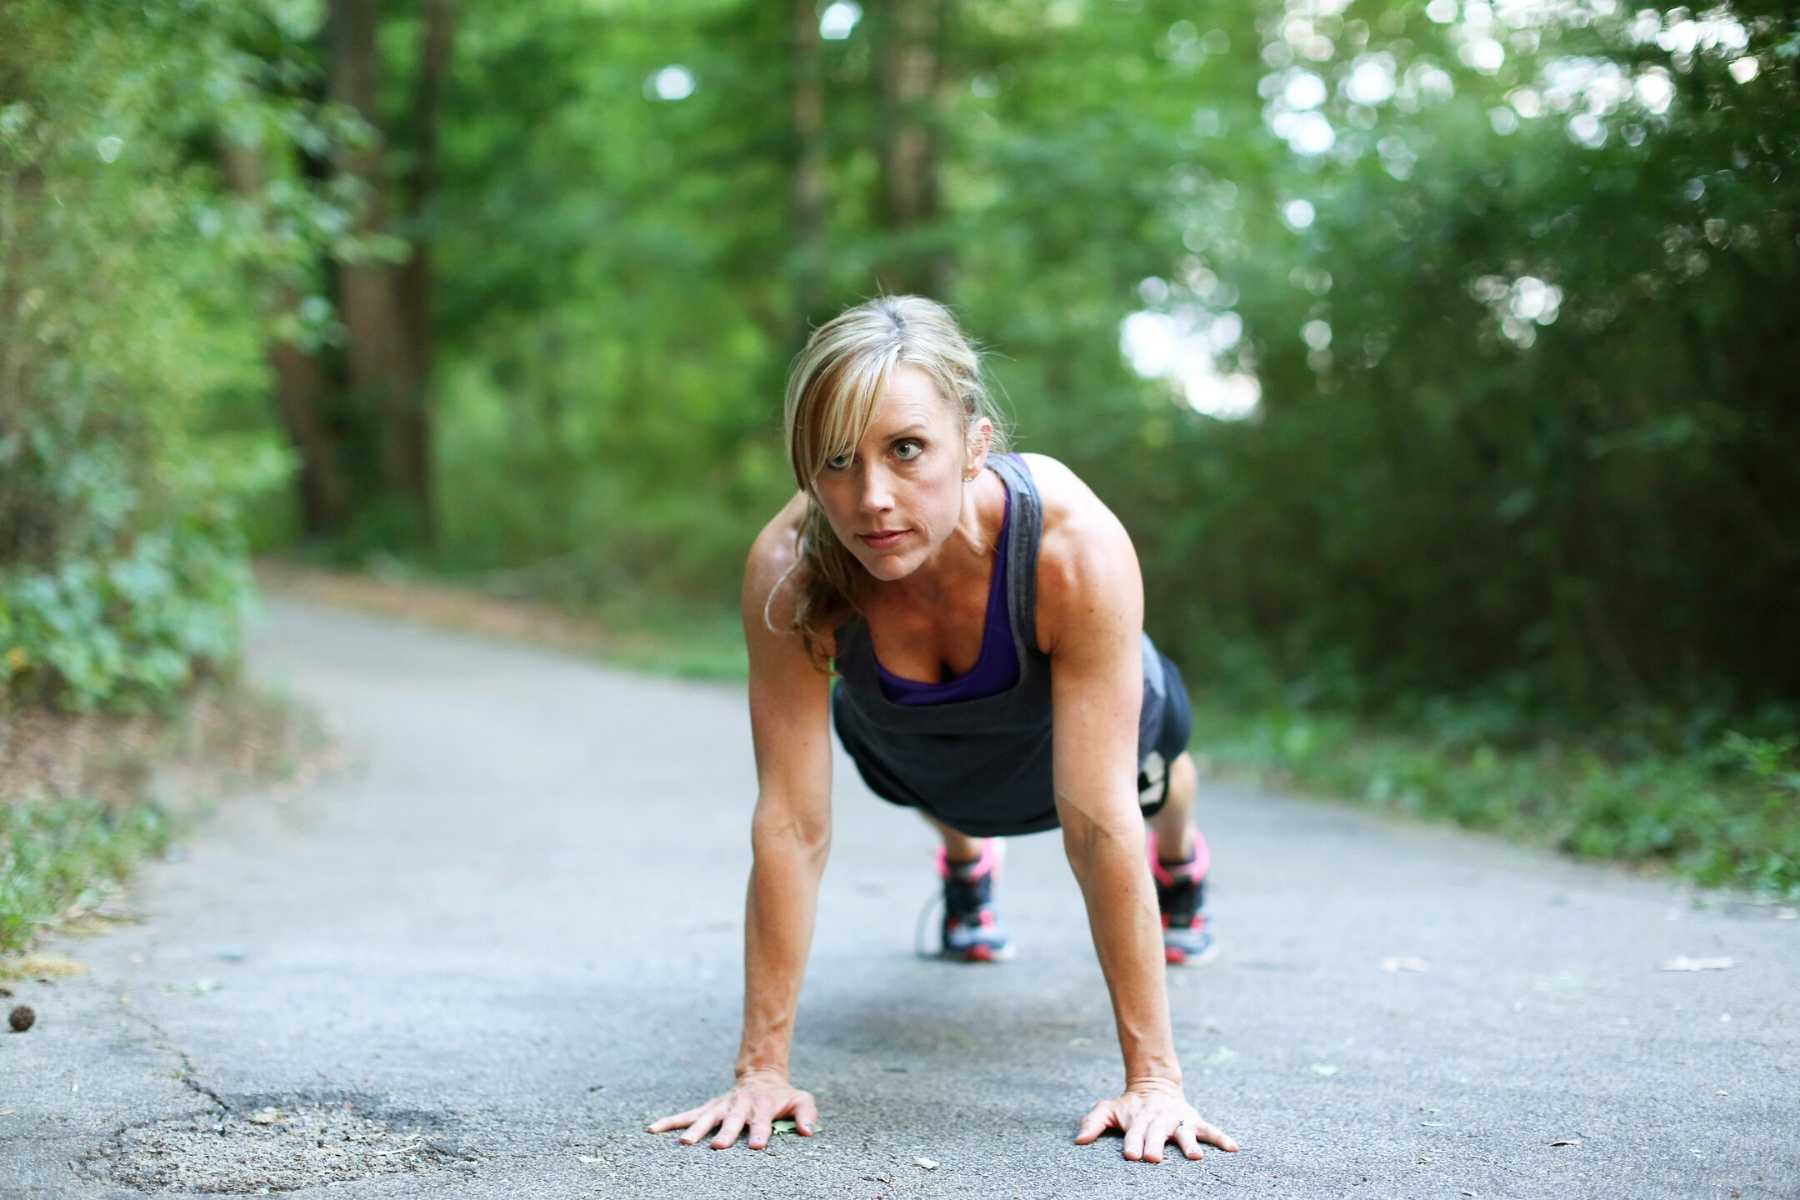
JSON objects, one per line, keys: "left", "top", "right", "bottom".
{"left": 946, "top": 942, "right": 1017, "bottom": 963}
{"left": 1165, "top": 940, "right": 1220, "bottom": 967}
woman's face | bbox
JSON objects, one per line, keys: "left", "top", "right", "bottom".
{"left": 809, "top": 364, "right": 988, "bottom": 584}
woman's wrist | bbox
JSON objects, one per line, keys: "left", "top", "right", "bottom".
{"left": 734, "top": 1062, "right": 791, "bottom": 1084}
{"left": 1124, "top": 1071, "right": 1185, "bottom": 1093}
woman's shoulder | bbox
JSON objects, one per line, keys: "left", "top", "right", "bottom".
{"left": 1014, "top": 452, "right": 1131, "bottom": 556}
{"left": 743, "top": 491, "right": 838, "bottom": 662}
{"left": 747, "top": 489, "right": 808, "bottom": 572}
{"left": 1014, "top": 452, "right": 1086, "bottom": 515}
{"left": 744, "top": 491, "right": 810, "bottom": 619}
{"left": 1014, "top": 453, "right": 1140, "bottom": 653}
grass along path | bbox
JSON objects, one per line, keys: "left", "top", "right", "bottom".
{"left": 1190, "top": 706, "right": 1800, "bottom": 902}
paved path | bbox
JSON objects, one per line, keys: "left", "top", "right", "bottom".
{"left": 4, "top": 597, "right": 1796, "bottom": 1199}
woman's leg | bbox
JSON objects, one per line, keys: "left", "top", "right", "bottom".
{"left": 923, "top": 813, "right": 985, "bottom": 864}
{"left": 1145, "top": 750, "right": 1215, "bottom": 963}
{"left": 919, "top": 814, "right": 1010, "bottom": 961}
{"left": 1148, "top": 750, "right": 1201, "bottom": 863}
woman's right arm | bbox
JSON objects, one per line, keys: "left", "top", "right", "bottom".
{"left": 648, "top": 500, "right": 835, "bottom": 1151}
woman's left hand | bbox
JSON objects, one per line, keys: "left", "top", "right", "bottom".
{"left": 1073, "top": 1079, "right": 1239, "bottom": 1163}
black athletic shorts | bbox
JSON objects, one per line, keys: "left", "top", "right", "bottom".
{"left": 1136, "top": 648, "right": 1194, "bottom": 821}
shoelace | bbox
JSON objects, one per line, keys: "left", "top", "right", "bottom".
{"left": 913, "top": 889, "right": 945, "bottom": 959}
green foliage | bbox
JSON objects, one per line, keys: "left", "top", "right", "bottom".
{"left": 0, "top": 500, "right": 273, "bottom": 711}
{"left": 1104, "top": 0, "right": 1800, "bottom": 719}
{"left": 1193, "top": 702, "right": 1800, "bottom": 897}
{"left": 0, "top": 795, "right": 175, "bottom": 953}
{"left": 0, "top": 0, "right": 326, "bottom": 710}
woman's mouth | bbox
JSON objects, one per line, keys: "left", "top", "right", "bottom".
{"left": 860, "top": 529, "right": 909, "bottom": 550}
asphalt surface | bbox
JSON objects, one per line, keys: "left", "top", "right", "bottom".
{"left": 3, "top": 596, "right": 1797, "bottom": 1199}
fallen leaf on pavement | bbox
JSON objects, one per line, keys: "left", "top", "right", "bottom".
{"left": 1380, "top": 957, "right": 1430, "bottom": 973}
{"left": 578, "top": 1155, "right": 603, "bottom": 1164}
{"left": 914, "top": 1157, "right": 939, "bottom": 1170}
{"left": 1660, "top": 957, "right": 1734, "bottom": 972}
{"left": 772, "top": 1119, "right": 797, "bottom": 1134}
{"left": 247, "top": 1108, "right": 283, "bottom": 1125}
{"left": 1310, "top": 1063, "right": 1340, "bottom": 1077}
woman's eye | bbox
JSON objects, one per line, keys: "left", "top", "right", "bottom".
{"left": 825, "top": 452, "right": 853, "bottom": 471}
{"left": 894, "top": 440, "right": 923, "bottom": 461}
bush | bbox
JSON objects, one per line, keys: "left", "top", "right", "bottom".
{"left": 0, "top": 0, "right": 304, "bottom": 711}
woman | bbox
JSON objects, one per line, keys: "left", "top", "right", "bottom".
{"left": 649, "top": 296, "right": 1237, "bottom": 1165}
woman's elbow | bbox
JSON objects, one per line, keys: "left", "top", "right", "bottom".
{"left": 751, "top": 801, "right": 832, "bottom": 861}
{"left": 1058, "top": 798, "right": 1139, "bottom": 872}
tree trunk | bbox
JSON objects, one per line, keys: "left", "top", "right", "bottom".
{"left": 874, "top": 0, "right": 948, "bottom": 299}
{"left": 328, "top": 0, "right": 431, "bottom": 539}
{"left": 218, "top": 142, "right": 352, "bottom": 535}
{"left": 790, "top": 0, "right": 827, "bottom": 341}
{"left": 395, "top": 0, "right": 456, "bottom": 542}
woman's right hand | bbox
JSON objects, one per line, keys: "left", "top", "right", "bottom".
{"left": 646, "top": 1070, "right": 821, "bottom": 1151}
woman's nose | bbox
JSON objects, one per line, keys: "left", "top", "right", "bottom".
{"left": 859, "top": 464, "right": 894, "bottom": 512}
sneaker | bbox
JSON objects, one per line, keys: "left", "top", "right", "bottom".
{"left": 1147, "top": 828, "right": 1217, "bottom": 966}
{"left": 937, "top": 839, "right": 1014, "bottom": 962}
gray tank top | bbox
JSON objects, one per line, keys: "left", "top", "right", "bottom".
{"left": 830, "top": 453, "right": 1175, "bottom": 837}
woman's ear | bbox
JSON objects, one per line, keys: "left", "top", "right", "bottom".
{"left": 964, "top": 418, "right": 994, "bottom": 479}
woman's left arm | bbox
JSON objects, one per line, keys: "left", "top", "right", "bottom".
{"left": 1046, "top": 502, "right": 1238, "bottom": 1165}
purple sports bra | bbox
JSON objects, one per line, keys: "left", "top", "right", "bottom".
{"left": 875, "top": 469, "right": 1021, "bottom": 705}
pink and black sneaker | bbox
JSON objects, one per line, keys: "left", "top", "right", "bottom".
{"left": 1148, "top": 828, "right": 1217, "bottom": 966}
{"left": 937, "top": 839, "right": 1014, "bottom": 962}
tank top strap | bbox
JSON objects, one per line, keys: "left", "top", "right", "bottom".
{"left": 988, "top": 452, "right": 1043, "bottom": 663}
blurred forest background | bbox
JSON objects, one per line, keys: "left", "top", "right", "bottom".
{"left": 3, "top": 0, "right": 1797, "bottom": 913}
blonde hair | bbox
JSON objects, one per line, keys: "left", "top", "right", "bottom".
{"left": 772, "top": 295, "right": 1011, "bottom": 669}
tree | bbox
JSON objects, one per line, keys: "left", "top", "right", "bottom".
{"left": 789, "top": 0, "right": 829, "bottom": 339}
{"left": 327, "top": 0, "right": 435, "bottom": 542}
{"left": 873, "top": 0, "right": 950, "bottom": 298}
{"left": 218, "top": 140, "right": 351, "bottom": 535}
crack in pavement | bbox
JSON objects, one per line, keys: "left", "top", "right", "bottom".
{"left": 117, "top": 993, "right": 233, "bottom": 1115}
